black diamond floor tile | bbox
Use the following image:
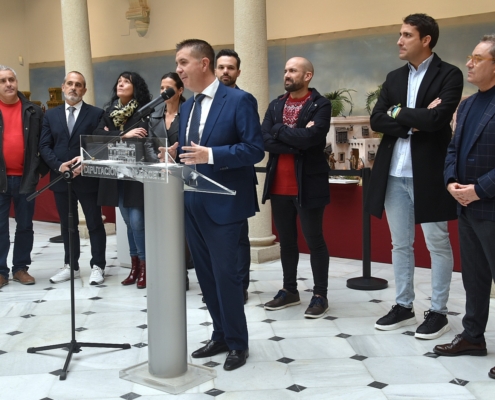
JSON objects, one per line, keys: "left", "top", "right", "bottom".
{"left": 203, "top": 361, "right": 221, "bottom": 368}
{"left": 369, "top": 299, "right": 382, "bottom": 303}
{"left": 205, "top": 388, "right": 225, "bottom": 397}
{"left": 324, "top": 316, "right": 337, "bottom": 321}
{"left": 256, "top": 303, "right": 265, "bottom": 308}
{"left": 136, "top": 324, "right": 147, "bottom": 329}
{"left": 268, "top": 336, "right": 285, "bottom": 341}
{"left": 141, "top": 309, "right": 147, "bottom": 313}
{"left": 49, "top": 369, "right": 64, "bottom": 376}
{"left": 21, "top": 314, "right": 36, "bottom": 318}
{"left": 120, "top": 392, "right": 141, "bottom": 400}
{"left": 286, "top": 384, "right": 306, "bottom": 392}
{"left": 75, "top": 327, "right": 88, "bottom": 332}
{"left": 402, "top": 331, "right": 415, "bottom": 336}
{"left": 199, "top": 306, "right": 208, "bottom": 310}
{"left": 450, "top": 378, "right": 469, "bottom": 386}
{"left": 304, "top": 289, "right": 313, "bottom": 292}
{"left": 249, "top": 279, "right": 258, "bottom": 282}
{"left": 43, "top": 287, "right": 55, "bottom": 291}
{"left": 277, "top": 357, "right": 295, "bottom": 364}
{"left": 7, "top": 331, "right": 22, "bottom": 336}
{"left": 262, "top": 319, "right": 276, "bottom": 323}
{"left": 350, "top": 354, "right": 367, "bottom": 361}
{"left": 33, "top": 300, "right": 46, "bottom": 303}
{"left": 368, "top": 381, "right": 388, "bottom": 389}
{"left": 88, "top": 296, "right": 102, "bottom": 300}
{"left": 200, "top": 322, "right": 212, "bottom": 326}
{"left": 251, "top": 291, "right": 263, "bottom": 294}
{"left": 297, "top": 277, "right": 308, "bottom": 281}
{"left": 82, "top": 311, "right": 96, "bottom": 315}
{"left": 0, "top": 350, "right": 6, "bottom": 355}
{"left": 336, "top": 333, "right": 351, "bottom": 338}
{"left": 96, "top": 284, "right": 107, "bottom": 288}
{"left": 447, "top": 311, "right": 461, "bottom": 316}
{"left": 424, "top": 352, "right": 440, "bottom": 358}
{"left": 133, "top": 342, "right": 148, "bottom": 348}
{"left": 40, "top": 397, "right": 54, "bottom": 400}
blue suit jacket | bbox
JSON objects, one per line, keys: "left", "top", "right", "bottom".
{"left": 40, "top": 102, "right": 104, "bottom": 192}
{"left": 179, "top": 82, "right": 264, "bottom": 225}
{"left": 444, "top": 92, "right": 495, "bottom": 221}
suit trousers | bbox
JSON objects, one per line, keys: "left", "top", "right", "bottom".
{"left": 185, "top": 191, "right": 248, "bottom": 350}
{"left": 239, "top": 220, "right": 250, "bottom": 290}
{"left": 53, "top": 188, "right": 106, "bottom": 270}
{"left": 459, "top": 208, "right": 495, "bottom": 344}
{"left": 270, "top": 194, "right": 329, "bottom": 298}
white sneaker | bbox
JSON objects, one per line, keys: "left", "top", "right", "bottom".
{"left": 89, "top": 266, "right": 105, "bottom": 285}
{"left": 50, "top": 264, "right": 80, "bottom": 283}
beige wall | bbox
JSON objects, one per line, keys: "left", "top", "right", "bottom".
{"left": 267, "top": 0, "right": 495, "bottom": 39}
{"left": 0, "top": 0, "right": 30, "bottom": 90}
{"left": 3, "top": 0, "right": 495, "bottom": 89}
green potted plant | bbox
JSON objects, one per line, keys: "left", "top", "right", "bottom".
{"left": 365, "top": 84, "right": 382, "bottom": 115}
{"left": 323, "top": 89, "right": 355, "bottom": 117}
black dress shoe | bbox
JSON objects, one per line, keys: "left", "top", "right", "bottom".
{"left": 191, "top": 340, "right": 229, "bottom": 358}
{"left": 224, "top": 349, "right": 249, "bottom": 371}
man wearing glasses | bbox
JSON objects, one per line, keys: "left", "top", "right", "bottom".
{"left": 434, "top": 35, "right": 495, "bottom": 379}
{"left": 365, "top": 14, "right": 463, "bottom": 339}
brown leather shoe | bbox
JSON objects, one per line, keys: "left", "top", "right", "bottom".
{"left": 121, "top": 256, "right": 140, "bottom": 285}
{"left": 0, "top": 275, "right": 8, "bottom": 288}
{"left": 13, "top": 269, "right": 35, "bottom": 285}
{"left": 489, "top": 366, "right": 495, "bottom": 379}
{"left": 434, "top": 334, "right": 487, "bottom": 357}
{"left": 137, "top": 260, "right": 146, "bottom": 289}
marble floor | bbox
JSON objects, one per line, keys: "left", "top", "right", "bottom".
{"left": 1, "top": 220, "right": 495, "bottom": 400}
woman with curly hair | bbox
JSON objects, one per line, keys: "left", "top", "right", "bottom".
{"left": 94, "top": 71, "right": 152, "bottom": 289}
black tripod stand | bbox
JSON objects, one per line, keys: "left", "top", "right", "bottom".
{"left": 26, "top": 166, "right": 130, "bottom": 380}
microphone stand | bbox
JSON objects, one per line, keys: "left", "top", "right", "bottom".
{"left": 25, "top": 114, "right": 156, "bottom": 381}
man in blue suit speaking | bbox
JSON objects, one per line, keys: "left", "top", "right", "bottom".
{"left": 171, "top": 39, "right": 264, "bottom": 371}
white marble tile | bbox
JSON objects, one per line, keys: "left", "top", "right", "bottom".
{"left": 0, "top": 372, "right": 57, "bottom": 399}
{"left": 289, "top": 358, "right": 374, "bottom": 388}
{"left": 383, "top": 383, "right": 476, "bottom": 399}
{"left": 347, "top": 333, "right": 428, "bottom": 358}
{"left": 271, "top": 319, "right": 340, "bottom": 339}
{"left": 279, "top": 336, "right": 356, "bottom": 360}
{"left": 466, "top": 381, "right": 495, "bottom": 400}
{"left": 363, "top": 356, "right": 455, "bottom": 385}
{"left": 297, "top": 386, "right": 388, "bottom": 400}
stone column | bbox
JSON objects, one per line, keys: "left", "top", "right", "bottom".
{"left": 234, "top": 0, "right": 279, "bottom": 262}
{"left": 60, "top": 0, "right": 95, "bottom": 105}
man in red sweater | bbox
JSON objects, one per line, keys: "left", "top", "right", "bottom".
{"left": 261, "top": 57, "right": 332, "bottom": 318}
{"left": 0, "top": 65, "right": 47, "bottom": 288}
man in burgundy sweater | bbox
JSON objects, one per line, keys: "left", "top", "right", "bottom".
{"left": 0, "top": 65, "right": 47, "bottom": 288}
{"left": 261, "top": 57, "right": 332, "bottom": 318}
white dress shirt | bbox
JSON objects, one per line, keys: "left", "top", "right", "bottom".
{"left": 65, "top": 100, "right": 83, "bottom": 125}
{"left": 389, "top": 54, "right": 434, "bottom": 178}
{"left": 185, "top": 78, "right": 220, "bottom": 164}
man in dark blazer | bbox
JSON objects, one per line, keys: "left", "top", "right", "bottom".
{"left": 434, "top": 35, "right": 495, "bottom": 379}
{"left": 172, "top": 39, "right": 264, "bottom": 371}
{"left": 39, "top": 71, "right": 106, "bottom": 286}
{"left": 215, "top": 48, "right": 255, "bottom": 304}
{"left": 365, "top": 14, "right": 463, "bottom": 339}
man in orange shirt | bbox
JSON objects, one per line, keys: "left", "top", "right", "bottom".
{"left": 0, "top": 65, "right": 47, "bottom": 288}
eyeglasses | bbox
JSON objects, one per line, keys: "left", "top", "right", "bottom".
{"left": 466, "top": 55, "right": 495, "bottom": 65}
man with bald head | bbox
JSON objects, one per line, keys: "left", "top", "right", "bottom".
{"left": 262, "top": 57, "right": 332, "bottom": 318}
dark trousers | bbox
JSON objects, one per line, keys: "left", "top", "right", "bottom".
{"left": 53, "top": 188, "right": 106, "bottom": 270}
{"left": 185, "top": 192, "right": 248, "bottom": 350}
{"left": 0, "top": 176, "right": 35, "bottom": 278}
{"left": 271, "top": 195, "right": 329, "bottom": 298}
{"left": 459, "top": 208, "right": 495, "bottom": 344}
{"left": 239, "top": 220, "right": 250, "bottom": 290}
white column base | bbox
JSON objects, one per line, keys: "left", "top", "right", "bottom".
{"left": 120, "top": 362, "right": 215, "bottom": 395}
{"left": 250, "top": 243, "right": 280, "bottom": 264}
